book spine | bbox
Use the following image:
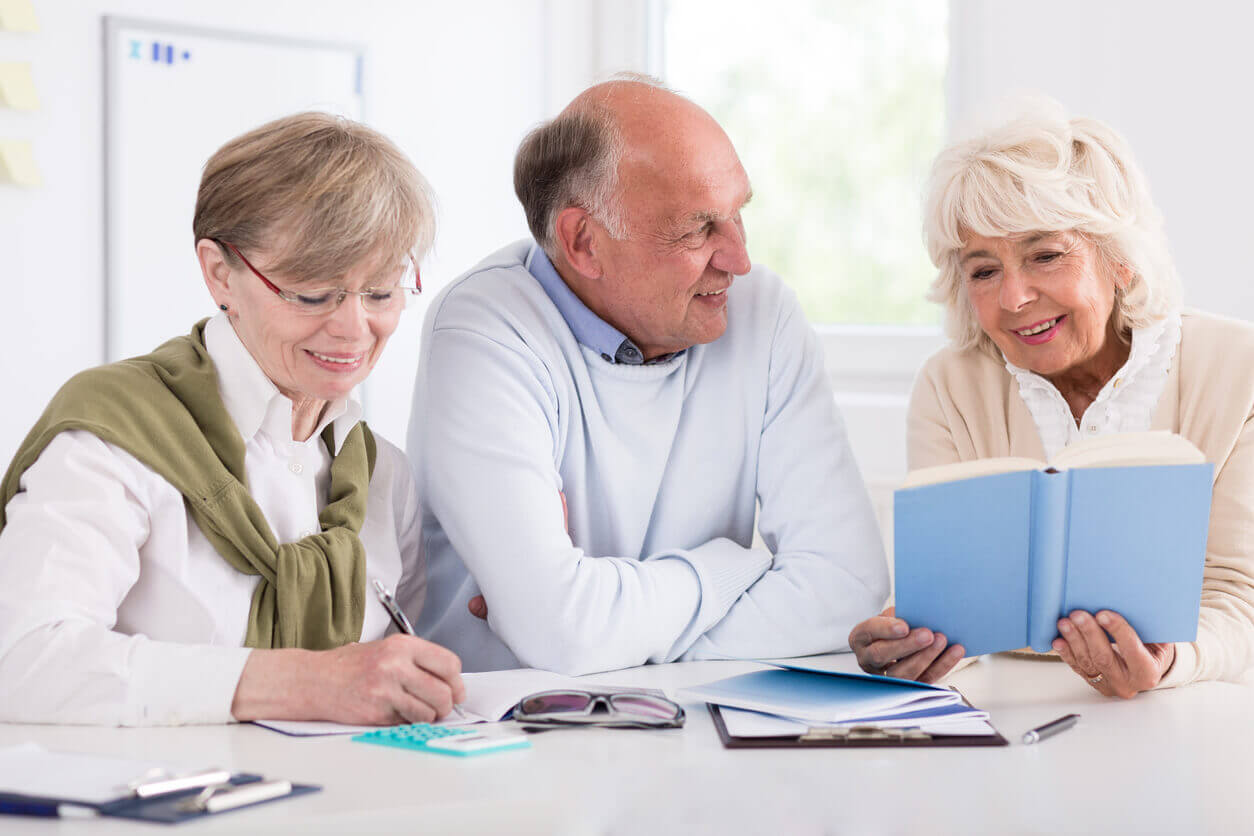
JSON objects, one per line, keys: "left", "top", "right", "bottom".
{"left": 1027, "top": 471, "right": 1069, "bottom": 652}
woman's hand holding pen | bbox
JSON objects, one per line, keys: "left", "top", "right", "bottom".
{"left": 231, "top": 637, "right": 466, "bottom": 725}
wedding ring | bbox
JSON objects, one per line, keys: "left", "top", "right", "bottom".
{"left": 1087, "top": 673, "right": 1104, "bottom": 685}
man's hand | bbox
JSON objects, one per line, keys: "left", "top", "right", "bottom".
{"left": 231, "top": 634, "right": 466, "bottom": 725}
{"left": 848, "top": 606, "right": 966, "bottom": 682}
{"left": 1052, "top": 609, "right": 1175, "bottom": 699}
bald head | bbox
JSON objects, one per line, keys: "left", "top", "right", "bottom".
{"left": 513, "top": 76, "right": 744, "bottom": 259}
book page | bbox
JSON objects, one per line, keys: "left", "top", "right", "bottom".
{"left": 1050, "top": 431, "right": 1205, "bottom": 470}
{"left": 901, "top": 457, "right": 1044, "bottom": 489}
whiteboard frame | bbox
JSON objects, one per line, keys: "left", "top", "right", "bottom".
{"left": 101, "top": 16, "right": 366, "bottom": 360}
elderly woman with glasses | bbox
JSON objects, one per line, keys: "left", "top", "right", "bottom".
{"left": 0, "top": 113, "right": 465, "bottom": 725}
{"left": 848, "top": 104, "right": 1254, "bottom": 698}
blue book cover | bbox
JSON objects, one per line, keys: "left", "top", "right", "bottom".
{"left": 894, "top": 452, "right": 1212, "bottom": 657}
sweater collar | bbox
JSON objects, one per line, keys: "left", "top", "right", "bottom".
{"left": 524, "top": 243, "right": 681, "bottom": 365}
{"left": 204, "top": 313, "right": 361, "bottom": 453}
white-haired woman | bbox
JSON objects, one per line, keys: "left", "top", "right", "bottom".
{"left": 849, "top": 106, "right": 1254, "bottom": 698}
{"left": 0, "top": 113, "right": 465, "bottom": 725}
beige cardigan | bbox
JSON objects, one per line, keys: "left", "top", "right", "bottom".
{"left": 907, "top": 310, "right": 1254, "bottom": 687}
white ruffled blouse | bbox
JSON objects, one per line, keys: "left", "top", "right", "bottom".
{"left": 1005, "top": 312, "right": 1182, "bottom": 461}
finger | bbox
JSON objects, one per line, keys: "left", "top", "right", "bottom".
{"left": 1097, "top": 611, "right": 1158, "bottom": 694}
{"left": 886, "top": 633, "right": 948, "bottom": 681}
{"left": 1069, "top": 610, "right": 1124, "bottom": 678}
{"left": 849, "top": 616, "right": 910, "bottom": 650}
{"left": 1051, "top": 636, "right": 1088, "bottom": 679}
{"left": 861, "top": 628, "right": 937, "bottom": 670}
{"left": 1057, "top": 615, "right": 1098, "bottom": 675}
{"left": 392, "top": 690, "right": 440, "bottom": 725}
{"left": 917, "top": 643, "right": 966, "bottom": 684}
{"left": 468, "top": 596, "right": 488, "bottom": 619}
{"left": 396, "top": 662, "right": 457, "bottom": 718}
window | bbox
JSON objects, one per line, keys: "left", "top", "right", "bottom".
{"left": 659, "top": 0, "right": 948, "bottom": 326}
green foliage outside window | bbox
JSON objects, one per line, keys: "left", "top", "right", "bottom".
{"left": 663, "top": 0, "right": 947, "bottom": 324}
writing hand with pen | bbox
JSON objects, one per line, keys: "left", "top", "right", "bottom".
{"left": 230, "top": 581, "right": 466, "bottom": 727}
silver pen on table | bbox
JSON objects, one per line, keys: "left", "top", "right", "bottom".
{"left": 371, "top": 579, "right": 468, "bottom": 721}
{"left": 1022, "top": 713, "right": 1080, "bottom": 744}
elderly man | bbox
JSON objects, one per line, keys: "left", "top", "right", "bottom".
{"left": 408, "top": 77, "right": 887, "bottom": 674}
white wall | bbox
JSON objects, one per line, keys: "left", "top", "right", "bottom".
{"left": 4, "top": 0, "right": 1254, "bottom": 483}
{"left": 949, "top": 0, "right": 1254, "bottom": 320}
{"left": 0, "top": 0, "right": 565, "bottom": 464}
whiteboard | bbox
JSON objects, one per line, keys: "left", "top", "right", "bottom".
{"left": 103, "top": 17, "right": 364, "bottom": 361}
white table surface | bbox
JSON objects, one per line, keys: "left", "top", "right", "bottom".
{"left": 2, "top": 653, "right": 1251, "bottom": 835}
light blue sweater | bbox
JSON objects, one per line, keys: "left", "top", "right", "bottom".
{"left": 408, "top": 241, "right": 888, "bottom": 674}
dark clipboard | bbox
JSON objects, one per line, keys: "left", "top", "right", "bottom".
{"left": 708, "top": 703, "right": 1009, "bottom": 749}
{"left": 0, "top": 774, "right": 321, "bottom": 825}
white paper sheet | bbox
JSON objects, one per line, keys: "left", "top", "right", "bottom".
{"left": 0, "top": 743, "right": 186, "bottom": 804}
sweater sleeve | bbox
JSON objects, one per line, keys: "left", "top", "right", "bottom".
{"left": 905, "top": 357, "right": 964, "bottom": 471}
{"left": 415, "top": 325, "right": 768, "bottom": 676}
{"left": 681, "top": 293, "right": 889, "bottom": 660}
{"left": 0, "top": 431, "right": 251, "bottom": 725}
{"left": 1159, "top": 409, "right": 1254, "bottom": 687}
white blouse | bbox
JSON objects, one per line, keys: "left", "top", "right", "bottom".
{"left": 1006, "top": 312, "right": 1182, "bottom": 460}
{"left": 0, "top": 314, "right": 423, "bottom": 725}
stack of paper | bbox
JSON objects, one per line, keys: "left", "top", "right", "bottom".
{"left": 677, "top": 663, "right": 996, "bottom": 738}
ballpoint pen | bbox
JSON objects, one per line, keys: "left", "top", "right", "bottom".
{"left": 371, "top": 579, "right": 468, "bottom": 721}
{"left": 1022, "top": 713, "right": 1080, "bottom": 744}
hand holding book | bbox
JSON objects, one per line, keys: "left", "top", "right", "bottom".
{"left": 848, "top": 606, "right": 965, "bottom": 682}
{"left": 882, "top": 431, "right": 1212, "bottom": 696}
{"left": 1052, "top": 608, "right": 1177, "bottom": 697}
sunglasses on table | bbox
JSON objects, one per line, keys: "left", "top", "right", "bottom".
{"left": 512, "top": 690, "right": 686, "bottom": 729}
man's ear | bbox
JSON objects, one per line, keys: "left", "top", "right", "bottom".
{"left": 553, "top": 207, "right": 603, "bottom": 280}
{"left": 196, "top": 238, "right": 236, "bottom": 310}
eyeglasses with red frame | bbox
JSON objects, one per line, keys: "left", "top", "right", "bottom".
{"left": 215, "top": 239, "right": 421, "bottom": 316}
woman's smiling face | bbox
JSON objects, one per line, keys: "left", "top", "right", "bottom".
{"left": 960, "top": 231, "right": 1127, "bottom": 378}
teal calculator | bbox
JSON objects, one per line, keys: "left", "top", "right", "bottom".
{"left": 351, "top": 724, "right": 531, "bottom": 757}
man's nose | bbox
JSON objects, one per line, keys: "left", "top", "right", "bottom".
{"left": 710, "top": 220, "right": 751, "bottom": 276}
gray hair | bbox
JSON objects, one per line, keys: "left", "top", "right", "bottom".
{"left": 195, "top": 111, "right": 436, "bottom": 282}
{"left": 923, "top": 101, "right": 1180, "bottom": 353}
{"left": 513, "top": 73, "right": 674, "bottom": 259}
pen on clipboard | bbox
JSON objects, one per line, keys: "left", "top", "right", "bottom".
{"left": 371, "top": 579, "right": 468, "bottom": 722}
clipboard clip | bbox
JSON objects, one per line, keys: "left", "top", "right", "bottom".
{"left": 175, "top": 780, "right": 294, "bottom": 814}
{"left": 800, "top": 725, "right": 933, "bottom": 742}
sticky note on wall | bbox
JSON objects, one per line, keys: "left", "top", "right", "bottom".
{"left": 0, "top": 140, "right": 41, "bottom": 186}
{"left": 0, "top": 0, "right": 38, "bottom": 31}
{"left": 0, "top": 63, "right": 38, "bottom": 110}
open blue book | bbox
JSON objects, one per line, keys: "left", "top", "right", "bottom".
{"left": 894, "top": 432, "right": 1213, "bottom": 656}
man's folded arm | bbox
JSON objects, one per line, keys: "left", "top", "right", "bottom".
{"left": 418, "top": 326, "right": 770, "bottom": 675}
{"left": 682, "top": 296, "right": 890, "bottom": 660}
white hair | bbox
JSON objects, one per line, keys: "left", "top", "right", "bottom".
{"left": 923, "top": 100, "right": 1180, "bottom": 353}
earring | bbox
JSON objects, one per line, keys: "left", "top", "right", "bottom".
{"left": 219, "top": 304, "right": 229, "bottom": 312}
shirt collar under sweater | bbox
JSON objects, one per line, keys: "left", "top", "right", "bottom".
{"left": 525, "top": 243, "right": 682, "bottom": 365}
{"left": 204, "top": 313, "right": 361, "bottom": 454}
{"left": 1005, "top": 311, "right": 1182, "bottom": 461}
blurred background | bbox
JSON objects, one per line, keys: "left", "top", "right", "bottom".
{"left": 3, "top": 0, "right": 1252, "bottom": 547}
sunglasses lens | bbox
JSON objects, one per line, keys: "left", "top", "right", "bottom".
{"left": 520, "top": 691, "right": 592, "bottom": 715}
{"left": 608, "top": 695, "right": 678, "bottom": 719}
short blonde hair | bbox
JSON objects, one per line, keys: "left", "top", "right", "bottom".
{"left": 194, "top": 112, "right": 435, "bottom": 281}
{"left": 923, "top": 103, "right": 1180, "bottom": 353}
